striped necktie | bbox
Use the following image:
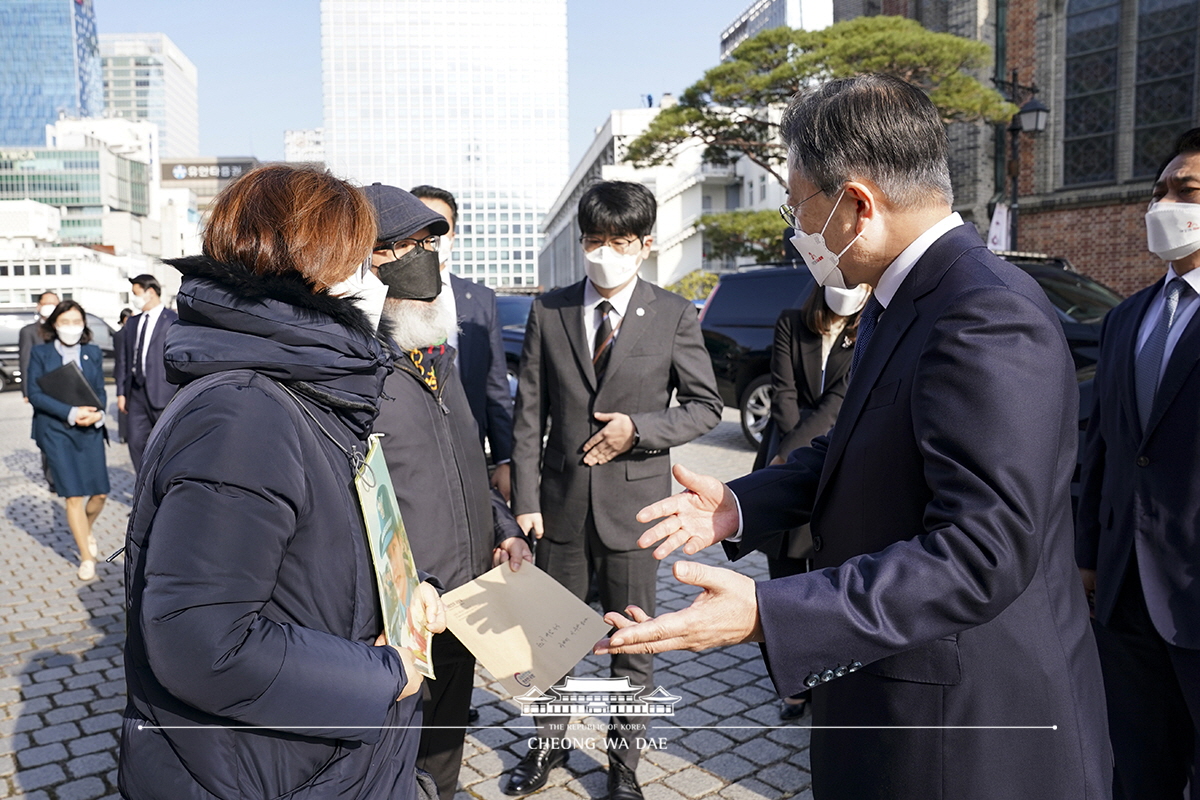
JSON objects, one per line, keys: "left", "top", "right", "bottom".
{"left": 593, "top": 300, "right": 615, "bottom": 383}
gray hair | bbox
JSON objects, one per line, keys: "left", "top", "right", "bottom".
{"left": 782, "top": 74, "right": 954, "bottom": 208}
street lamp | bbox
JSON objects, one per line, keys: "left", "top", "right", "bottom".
{"left": 1000, "top": 74, "right": 1050, "bottom": 251}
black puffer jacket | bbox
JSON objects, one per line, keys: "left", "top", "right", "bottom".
{"left": 119, "top": 256, "right": 423, "bottom": 800}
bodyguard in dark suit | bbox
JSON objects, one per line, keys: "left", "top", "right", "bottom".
{"left": 507, "top": 181, "right": 722, "bottom": 800}
{"left": 18, "top": 291, "right": 58, "bottom": 399}
{"left": 19, "top": 291, "right": 60, "bottom": 489}
{"left": 118, "top": 274, "right": 178, "bottom": 472}
{"left": 600, "top": 75, "right": 1110, "bottom": 800}
{"left": 1077, "top": 128, "right": 1200, "bottom": 800}
{"left": 412, "top": 185, "right": 516, "bottom": 499}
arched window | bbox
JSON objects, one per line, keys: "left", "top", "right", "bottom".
{"left": 1062, "top": 0, "right": 1198, "bottom": 186}
{"left": 1063, "top": 0, "right": 1121, "bottom": 185}
{"left": 1133, "top": 0, "right": 1198, "bottom": 177}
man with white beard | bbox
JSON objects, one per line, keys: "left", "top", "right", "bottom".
{"left": 365, "top": 183, "right": 532, "bottom": 800}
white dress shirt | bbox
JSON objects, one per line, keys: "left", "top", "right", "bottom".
{"left": 583, "top": 277, "right": 639, "bottom": 357}
{"left": 135, "top": 304, "right": 166, "bottom": 374}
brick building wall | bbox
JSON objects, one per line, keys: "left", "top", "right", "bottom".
{"left": 1024, "top": 201, "right": 1163, "bottom": 297}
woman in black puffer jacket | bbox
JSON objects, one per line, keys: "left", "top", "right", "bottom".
{"left": 119, "top": 164, "right": 444, "bottom": 800}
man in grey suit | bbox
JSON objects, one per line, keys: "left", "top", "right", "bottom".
{"left": 598, "top": 75, "right": 1110, "bottom": 800}
{"left": 507, "top": 181, "right": 722, "bottom": 800}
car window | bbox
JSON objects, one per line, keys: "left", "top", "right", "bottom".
{"left": 1022, "top": 266, "right": 1123, "bottom": 323}
{"left": 496, "top": 296, "right": 533, "bottom": 328}
{"left": 703, "top": 271, "right": 814, "bottom": 326}
{"left": 0, "top": 312, "right": 32, "bottom": 349}
{"left": 87, "top": 314, "right": 114, "bottom": 351}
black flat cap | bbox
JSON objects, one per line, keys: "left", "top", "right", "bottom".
{"left": 363, "top": 182, "right": 450, "bottom": 242}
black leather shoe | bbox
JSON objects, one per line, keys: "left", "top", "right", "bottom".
{"left": 607, "top": 759, "right": 644, "bottom": 800}
{"left": 502, "top": 746, "right": 568, "bottom": 796}
{"left": 468, "top": 706, "right": 480, "bottom": 723}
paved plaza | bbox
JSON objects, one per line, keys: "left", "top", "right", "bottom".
{"left": 0, "top": 389, "right": 813, "bottom": 800}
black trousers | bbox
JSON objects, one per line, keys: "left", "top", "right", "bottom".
{"left": 1095, "top": 554, "right": 1200, "bottom": 800}
{"left": 125, "top": 382, "right": 165, "bottom": 473}
{"left": 533, "top": 512, "right": 659, "bottom": 769}
{"left": 417, "top": 630, "right": 475, "bottom": 800}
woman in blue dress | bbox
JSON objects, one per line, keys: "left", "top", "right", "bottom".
{"left": 26, "top": 300, "right": 109, "bottom": 581}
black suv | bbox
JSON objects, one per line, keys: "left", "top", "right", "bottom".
{"left": 0, "top": 309, "right": 117, "bottom": 391}
{"left": 699, "top": 253, "right": 1124, "bottom": 446}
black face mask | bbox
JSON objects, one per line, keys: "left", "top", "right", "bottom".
{"left": 377, "top": 246, "right": 442, "bottom": 301}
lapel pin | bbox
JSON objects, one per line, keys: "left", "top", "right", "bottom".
{"left": 636, "top": 307, "right": 645, "bottom": 317}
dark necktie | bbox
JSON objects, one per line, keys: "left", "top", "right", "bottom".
{"left": 133, "top": 313, "right": 149, "bottom": 381}
{"left": 593, "top": 300, "right": 615, "bottom": 383}
{"left": 850, "top": 295, "right": 884, "bottom": 378}
{"left": 1134, "top": 277, "right": 1185, "bottom": 431}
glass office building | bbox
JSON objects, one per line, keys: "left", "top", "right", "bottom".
{"left": 0, "top": 147, "right": 149, "bottom": 243}
{"left": 0, "top": 0, "right": 103, "bottom": 146}
{"left": 99, "top": 33, "right": 200, "bottom": 159}
{"left": 320, "top": 0, "right": 568, "bottom": 288}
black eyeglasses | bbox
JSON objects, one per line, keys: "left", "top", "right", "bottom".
{"left": 375, "top": 234, "right": 441, "bottom": 254}
{"left": 779, "top": 187, "right": 826, "bottom": 229}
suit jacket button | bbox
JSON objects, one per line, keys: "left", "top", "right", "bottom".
{"left": 805, "top": 674, "right": 821, "bottom": 688}
{"left": 834, "top": 665, "right": 848, "bottom": 678}
{"left": 812, "top": 535, "right": 823, "bottom": 552}
{"left": 847, "top": 661, "right": 862, "bottom": 672}
{"left": 1136, "top": 456, "right": 1149, "bottom": 467}
{"left": 820, "top": 669, "right": 835, "bottom": 682}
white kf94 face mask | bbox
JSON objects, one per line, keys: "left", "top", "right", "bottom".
{"left": 789, "top": 187, "right": 865, "bottom": 290}
{"left": 329, "top": 257, "right": 389, "bottom": 330}
{"left": 824, "top": 284, "right": 870, "bottom": 317}
{"left": 1146, "top": 202, "right": 1200, "bottom": 262}
{"left": 584, "top": 246, "right": 642, "bottom": 289}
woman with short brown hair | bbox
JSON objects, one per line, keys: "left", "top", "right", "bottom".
{"left": 119, "top": 164, "right": 443, "bottom": 800}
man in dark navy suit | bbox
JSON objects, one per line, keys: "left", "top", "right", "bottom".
{"left": 118, "top": 274, "right": 177, "bottom": 472}
{"left": 597, "top": 75, "right": 1111, "bottom": 800}
{"left": 412, "top": 185, "right": 515, "bottom": 500}
{"left": 1078, "top": 127, "right": 1200, "bottom": 799}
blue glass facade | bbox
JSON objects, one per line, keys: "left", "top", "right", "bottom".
{"left": 0, "top": 0, "right": 103, "bottom": 146}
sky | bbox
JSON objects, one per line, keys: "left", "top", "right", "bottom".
{"left": 92, "top": 0, "right": 751, "bottom": 167}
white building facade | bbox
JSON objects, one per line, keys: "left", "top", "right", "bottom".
{"left": 99, "top": 33, "right": 200, "bottom": 159}
{"left": 720, "top": 0, "right": 833, "bottom": 59}
{"left": 320, "top": 0, "right": 568, "bottom": 288}
{"left": 284, "top": 128, "right": 325, "bottom": 164}
{"left": 538, "top": 104, "right": 744, "bottom": 291}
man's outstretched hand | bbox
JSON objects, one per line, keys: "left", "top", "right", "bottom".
{"left": 636, "top": 464, "right": 741, "bottom": 559}
{"left": 593, "top": 561, "right": 762, "bottom": 655}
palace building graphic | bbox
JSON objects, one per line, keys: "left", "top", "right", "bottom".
{"left": 515, "top": 677, "right": 682, "bottom": 717}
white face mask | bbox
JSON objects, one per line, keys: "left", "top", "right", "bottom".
{"left": 824, "top": 284, "right": 870, "bottom": 317}
{"left": 789, "top": 187, "right": 864, "bottom": 290}
{"left": 437, "top": 235, "right": 454, "bottom": 266}
{"left": 38, "top": 303, "right": 57, "bottom": 320}
{"left": 56, "top": 324, "right": 84, "bottom": 346}
{"left": 1146, "top": 202, "right": 1200, "bottom": 262}
{"left": 329, "top": 260, "right": 389, "bottom": 331}
{"left": 584, "top": 246, "right": 642, "bottom": 290}
{"left": 130, "top": 292, "right": 147, "bottom": 311}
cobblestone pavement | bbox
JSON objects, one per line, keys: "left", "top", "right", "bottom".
{"left": 0, "top": 392, "right": 812, "bottom": 800}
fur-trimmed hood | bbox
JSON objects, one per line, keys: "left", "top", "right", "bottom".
{"left": 163, "top": 255, "right": 393, "bottom": 437}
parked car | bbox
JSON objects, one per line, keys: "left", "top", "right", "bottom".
{"left": 495, "top": 293, "right": 534, "bottom": 398}
{"left": 0, "top": 308, "right": 117, "bottom": 391}
{"left": 699, "top": 254, "right": 1124, "bottom": 447}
